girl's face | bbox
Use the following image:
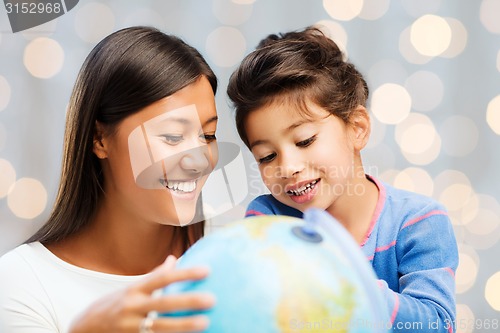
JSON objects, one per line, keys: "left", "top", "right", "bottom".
{"left": 245, "top": 99, "right": 360, "bottom": 213}
{"left": 97, "top": 76, "right": 218, "bottom": 226}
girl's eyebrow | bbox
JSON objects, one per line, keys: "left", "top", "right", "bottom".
{"left": 249, "top": 119, "right": 312, "bottom": 149}
{"left": 249, "top": 139, "right": 267, "bottom": 150}
{"left": 285, "top": 120, "right": 308, "bottom": 132}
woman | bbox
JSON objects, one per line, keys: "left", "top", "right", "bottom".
{"left": 0, "top": 26, "right": 218, "bottom": 333}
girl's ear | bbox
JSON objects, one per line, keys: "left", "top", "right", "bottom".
{"left": 348, "top": 105, "right": 371, "bottom": 151}
{"left": 93, "top": 121, "right": 108, "bottom": 159}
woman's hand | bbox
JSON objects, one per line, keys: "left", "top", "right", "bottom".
{"left": 69, "top": 255, "right": 215, "bottom": 333}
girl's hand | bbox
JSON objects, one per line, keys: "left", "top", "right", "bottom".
{"left": 69, "top": 255, "right": 215, "bottom": 333}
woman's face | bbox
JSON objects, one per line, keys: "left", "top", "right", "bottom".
{"left": 99, "top": 76, "right": 218, "bottom": 226}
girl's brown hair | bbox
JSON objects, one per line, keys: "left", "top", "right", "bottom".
{"left": 227, "top": 26, "right": 368, "bottom": 147}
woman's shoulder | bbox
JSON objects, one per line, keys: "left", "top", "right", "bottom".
{"left": 0, "top": 242, "right": 40, "bottom": 272}
{"left": 0, "top": 243, "right": 50, "bottom": 305}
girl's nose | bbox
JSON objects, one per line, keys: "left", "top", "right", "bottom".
{"left": 278, "top": 152, "right": 304, "bottom": 179}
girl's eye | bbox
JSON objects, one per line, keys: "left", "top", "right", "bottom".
{"left": 296, "top": 135, "right": 316, "bottom": 147}
{"left": 258, "top": 153, "right": 276, "bottom": 164}
{"left": 201, "top": 133, "right": 217, "bottom": 143}
{"left": 161, "top": 135, "right": 183, "bottom": 145}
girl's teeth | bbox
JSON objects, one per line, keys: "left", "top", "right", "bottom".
{"left": 289, "top": 180, "right": 318, "bottom": 196}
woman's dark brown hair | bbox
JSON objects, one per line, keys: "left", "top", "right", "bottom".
{"left": 227, "top": 26, "right": 368, "bottom": 147}
{"left": 27, "top": 26, "right": 217, "bottom": 253}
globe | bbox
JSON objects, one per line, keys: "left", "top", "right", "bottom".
{"left": 162, "top": 209, "right": 389, "bottom": 333}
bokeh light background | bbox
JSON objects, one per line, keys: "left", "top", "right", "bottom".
{"left": 1, "top": 0, "right": 499, "bottom": 330}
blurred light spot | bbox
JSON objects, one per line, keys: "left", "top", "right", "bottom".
{"left": 441, "top": 17, "right": 468, "bottom": 58}
{"left": 365, "top": 116, "right": 386, "bottom": 148}
{"left": 232, "top": 0, "right": 255, "bottom": 4}
{"left": 463, "top": 227, "right": 500, "bottom": 250}
{"left": 478, "top": 193, "right": 500, "bottom": 214}
{"left": 399, "top": 27, "right": 432, "bottom": 65}
{"left": 433, "top": 169, "right": 471, "bottom": 200}
{"left": 497, "top": 50, "right": 500, "bottom": 72}
{"left": 456, "top": 304, "right": 475, "bottom": 333}
{"left": 23, "top": 37, "right": 64, "bottom": 79}
{"left": 462, "top": 194, "right": 500, "bottom": 249}
{"left": 485, "top": 272, "right": 500, "bottom": 310}
{"left": 439, "top": 183, "right": 473, "bottom": 212}
{"left": 378, "top": 169, "right": 400, "bottom": 185}
{"left": 434, "top": 169, "right": 471, "bottom": 187}
{"left": 323, "top": 0, "right": 363, "bottom": 21}
{"left": 486, "top": 95, "right": 500, "bottom": 135}
{"left": 395, "top": 113, "right": 441, "bottom": 165}
{"left": 371, "top": 83, "right": 411, "bottom": 124}
{"left": 405, "top": 71, "right": 443, "bottom": 112}
{"left": 410, "top": 15, "right": 451, "bottom": 57}
{"left": 0, "top": 122, "right": 5, "bottom": 151}
{"left": 20, "top": 19, "right": 57, "bottom": 39}
{"left": 206, "top": 27, "right": 246, "bottom": 67}
{"left": 459, "top": 192, "right": 479, "bottom": 226}
{"left": 400, "top": 123, "right": 435, "bottom": 154}
{"left": 0, "top": 159, "right": 16, "bottom": 198}
{"left": 401, "top": 0, "right": 441, "bottom": 17}
{"left": 315, "top": 20, "right": 348, "bottom": 56}
{"left": 7, "top": 178, "right": 47, "bottom": 219}
{"left": 456, "top": 251, "right": 478, "bottom": 294}
{"left": 363, "top": 143, "right": 395, "bottom": 173}
{"left": 466, "top": 208, "right": 499, "bottom": 235}
{"left": 440, "top": 116, "right": 479, "bottom": 157}
{"left": 401, "top": 138, "right": 440, "bottom": 165}
{"left": 368, "top": 59, "right": 408, "bottom": 87}
{"left": 358, "top": 0, "right": 389, "bottom": 20}
{"left": 480, "top": 0, "right": 500, "bottom": 34}
{"left": 394, "top": 167, "right": 433, "bottom": 197}
{"left": 75, "top": 2, "right": 115, "bottom": 43}
{"left": 0, "top": 75, "right": 11, "bottom": 112}
{"left": 213, "top": 0, "right": 253, "bottom": 25}
{"left": 124, "top": 9, "right": 165, "bottom": 29}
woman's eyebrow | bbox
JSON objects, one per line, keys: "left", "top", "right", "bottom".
{"left": 204, "top": 115, "right": 218, "bottom": 126}
{"left": 159, "top": 115, "right": 218, "bottom": 126}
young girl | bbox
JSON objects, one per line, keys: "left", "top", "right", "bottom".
{"left": 0, "top": 26, "right": 219, "bottom": 333}
{"left": 227, "top": 27, "right": 458, "bottom": 332}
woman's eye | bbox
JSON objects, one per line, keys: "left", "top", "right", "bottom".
{"left": 161, "top": 135, "right": 183, "bottom": 145}
{"left": 258, "top": 153, "right": 276, "bottom": 164}
{"left": 201, "top": 133, "right": 217, "bottom": 143}
{"left": 296, "top": 135, "right": 316, "bottom": 147}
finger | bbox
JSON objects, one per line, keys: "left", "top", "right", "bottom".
{"left": 162, "top": 255, "right": 177, "bottom": 270}
{"left": 151, "top": 315, "right": 210, "bottom": 333}
{"left": 135, "top": 265, "right": 210, "bottom": 294}
{"left": 145, "top": 292, "right": 216, "bottom": 314}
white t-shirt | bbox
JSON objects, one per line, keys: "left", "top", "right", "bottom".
{"left": 0, "top": 242, "right": 147, "bottom": 333}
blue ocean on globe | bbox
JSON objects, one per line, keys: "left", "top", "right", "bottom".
{"left": 162, "top": 209, "right": 389, "bottom": 333}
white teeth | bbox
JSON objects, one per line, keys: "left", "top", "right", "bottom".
{"left": 288, "top": 180, "right": 318, "bottom": 196}
{"left": 159, "top": 179, "right": 197, "bottom": 193}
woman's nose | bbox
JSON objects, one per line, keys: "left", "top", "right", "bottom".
{"left": 179, "top": 144, "right": 212, "bottom": 173}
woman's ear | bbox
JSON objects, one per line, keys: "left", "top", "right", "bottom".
{"left": 93, "top": 121, "right": 108, "bottom": 159}
{"left": 348, "top": 105, "right": 371, "bottom": 151}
